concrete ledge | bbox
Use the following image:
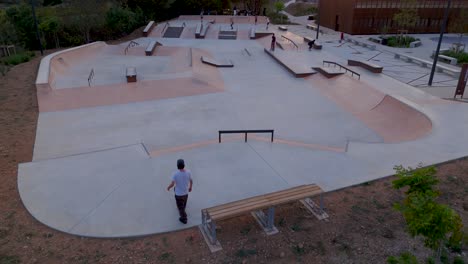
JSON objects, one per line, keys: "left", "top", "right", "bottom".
{"left": 201, "top": 56, "right": 234, "bottom": 67}
{"left": 264, "top": 48, "right": 317, "bottom": 78}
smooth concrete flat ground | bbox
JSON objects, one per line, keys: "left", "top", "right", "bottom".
{"left": 19, "top": 17, "right": 468, "bottom": 237}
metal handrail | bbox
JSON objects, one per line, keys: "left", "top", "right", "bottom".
{"left": 219, "top": 130, "right": 274, "bottom": 143}
{"left": 322, "top": 60, "right": 361, "bottom": 80}
{"left": 281, "top": 35, "right": 299, "bottom": 51}
{"left": 124, "top": 40, "right": 139, "bottom": 55}
{"left": 88, "top": 68, "right": 94, "bottom": 87}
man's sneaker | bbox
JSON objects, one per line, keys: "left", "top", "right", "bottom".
{"left": 179, "top": 217, "right": 187, "bottom": 224}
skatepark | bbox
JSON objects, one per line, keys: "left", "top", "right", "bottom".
{"left": 18, "top": 16, "right": 468, "bottom": 238}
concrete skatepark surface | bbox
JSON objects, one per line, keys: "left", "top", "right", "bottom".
{"left": 19, "top": 16, "right": 468, "bottom": 238}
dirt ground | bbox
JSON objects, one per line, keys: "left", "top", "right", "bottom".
{"left": 0, "top": 53, "right": 467, "bottom": 264}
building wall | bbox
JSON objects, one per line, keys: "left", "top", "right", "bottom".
{"left": 319, "top": 0, "right": 468, "bottom": 35}
{"left": 318, "top": 0, "right": 357, "bottom": 33}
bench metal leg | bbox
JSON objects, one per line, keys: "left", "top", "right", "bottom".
{"left": 300, "top": 195, "right": 329, "bottom": 221}
{"left": 251, "top": 207, "right": 279, "bottom": 235}
{"left": 199, "top": 210, "right": 222, "bottom": 252}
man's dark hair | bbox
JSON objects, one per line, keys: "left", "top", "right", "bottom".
{"left": 177, "top": 159, "right": 185, "bottom": 169}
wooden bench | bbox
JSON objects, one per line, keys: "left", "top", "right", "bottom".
{"left": 368, "top": 37, "right": 382, "bottom": 44}
{"left": 145, "top": 40, "right": 157, "bottom": 56}
{"left": 143, "top": 21, "right": 155, "bottom": 37}
{"left": 438, "top": 54, "right": 457, "bottom": 65}
{"left": 200, "top": 184, "right": 325, "bottom": 251}
{"left": 306, "top": 24, "right": 317, "bottom": 30}
{"left": 304, "top": 36, "right": 314, "bottom": 43}
{"left": 126, "top": 67, "right": 137, "bottom": 83}
{"left": 348, "top": 59, "right": 383, "bottom": 73}
{"left": 278, "top": 26, "right": 288, "bottom": 31}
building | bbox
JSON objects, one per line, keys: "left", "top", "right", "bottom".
{"left": 318, "top": 0, "right": 468, "bottom": 35}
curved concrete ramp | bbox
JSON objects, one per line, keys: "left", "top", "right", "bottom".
{"left": 362, "top": 95, "right": 432, "bottom": 143}
{"left": 306, "top": 74, "right": 432, "bottom": 143}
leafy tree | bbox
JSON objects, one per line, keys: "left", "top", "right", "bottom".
{"left": 393, "top": 0, "right": 419, "bottom": 30}
{"left": 274, "top": 1, "right": 284, "bottom": 14}
{"left": 66, "top": 0, "right": 106, "bottom": 43}
{"left": 106, "top": 6, "right": 140, "bottom": 35}
{"left": 43, "top": 0, "right": 62, "bottom": 6}
{"left": 0, "top": 9, "right": 18, "bottom": 46}
{"left": 448, "top": 8, "right": 468, "bottom": 53}
{"left": 392, "top": 165, "right": 464, "bottom": 261}
{"left": 39, "top": 15, "right": 60, "bottom": 48}
{"left": 5, "top": 3, "right": 37, "bottom": 49}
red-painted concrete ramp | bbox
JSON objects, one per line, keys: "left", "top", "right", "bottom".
{"left": 306, "top": 74, "right": 432, "bottom": 143}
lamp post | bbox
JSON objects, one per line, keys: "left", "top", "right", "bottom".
{"left": 428, "top": 0, "right": 451, "bottom": 86}
{"left": 30, "top": 0, "right": 43, "bottom": 56}
{"left": 315, "top": 0, "right": 320, "bottom": 39}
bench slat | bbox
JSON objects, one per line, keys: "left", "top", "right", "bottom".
{"left": 207, "top": 185, "right": 322, "bottom": 221}
{"left": 210, "top": 188, "right": 323, "bottom": 220}
{"left": 206, "top": 185, "right": 315, "bottom": 213}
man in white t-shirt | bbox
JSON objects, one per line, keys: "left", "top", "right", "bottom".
{"left": 167, "top": 159, "right": 193, "bottom": 224}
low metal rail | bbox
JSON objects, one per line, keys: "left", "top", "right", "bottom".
{"left": 323, "top": 61, "right": 361, "bottom": 80}
{"left": 87, "top": 68, "right": 94, "bottom": 87}
{"left": 124, "top": 40, "right": 139, "bottom": 55}
{"left": 281, "top": 35, "right": 299, "bottom": 51}
{"left": 219, "top": 130, "right": 274, "bottom": 143}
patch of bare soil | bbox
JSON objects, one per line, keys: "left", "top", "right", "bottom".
{"left": 0, "top": 51, "right": 467, "bottom": 264}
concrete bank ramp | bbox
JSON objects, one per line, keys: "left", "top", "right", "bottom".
{"left": 306, "top": 74, "right": 432, "bottom": 143}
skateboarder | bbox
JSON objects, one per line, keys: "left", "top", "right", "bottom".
{"left": 271, "top": 34, "right": 276, "bottom": 51}
{"left": 167, "top": 159, "right": 193, "bottom": 224}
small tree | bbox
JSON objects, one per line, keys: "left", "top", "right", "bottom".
{"left": 392, "top": 165, "right": 464, "bottom": 262}
{"left": 274, "top": 1, "right": 285, "bottom": 23}
{"left": 448, "top": 8, "right": 468, "bottom": 53}
{"left": 393, "top": 0, "right": 419, "bottom": 44}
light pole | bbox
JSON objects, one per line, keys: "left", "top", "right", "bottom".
{"left": 428, "top": 0, "right": 451, "bottom": 86}
{"left": 30, "top": 0, "right": 43, "bottom": 56}
{"left": 315, "top": 0, "right": 320, "bottom": 39}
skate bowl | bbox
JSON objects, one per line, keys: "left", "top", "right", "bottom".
{"left": 35, "top": 42, "right": 225, "bottom": 112}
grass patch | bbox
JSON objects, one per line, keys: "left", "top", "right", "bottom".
{"left": 441, "top": 50, "right": 468, "bottom": 64}
{"left": 290, "top": 222, "right": 303, "bottom": 232}
{"left": 158, "top": 252, "right": 174, "bottom": 262}
{"left": 240, "top": 225, "right": 252, "bottom": 235}
{"left": 235, "top": 248, "right": 257, "bottom": 258}
{"left": 0, "top": 255, "right": 21, "bottom": 264}
{"left": 1, "top": 52, "right": 35, "bottom": 66}
{"left": 291, "top": 244, "right": 305, "bottom": 256}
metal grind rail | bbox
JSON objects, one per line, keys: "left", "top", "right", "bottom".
{"left": 219, "top": 130, "right": 274, "bottom": 143}
{"left": 322, "top": 61, "right": 361, "bottom": 80}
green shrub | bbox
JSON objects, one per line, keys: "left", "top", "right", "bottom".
{"left": 385, "top": 36, "right": 419, "bottom": 48}
{"left": 1, "top": 52, "right": 35, "bottom": 66}
{"left": 453, "top": 256, "right": 465, "bottom": 264}
{"left": 441, "top": 50, "right": 468, "bottom": 64}
{"left": 387, "top": 252, "right": 419, "bottom": 264}
{"left": 267, "top": 12, "right": 290, "bottom": 24}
